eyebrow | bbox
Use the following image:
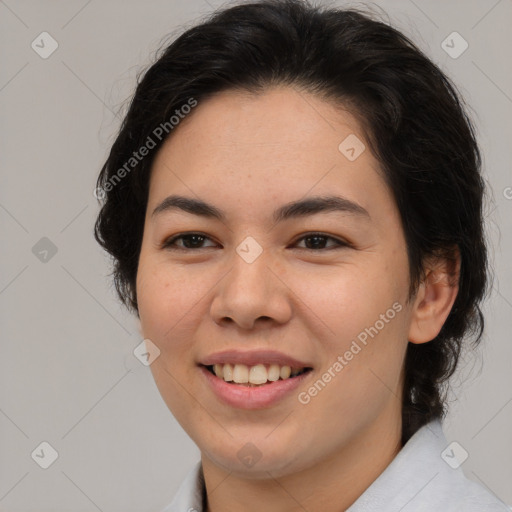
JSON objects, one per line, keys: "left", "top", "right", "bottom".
{"left": 151, "top": 194, "right": 370, "bottom": 223}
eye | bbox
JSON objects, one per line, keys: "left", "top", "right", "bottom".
{"left": 162, "top": 232, "right": 218, "bottom": 250}
{"left": 161, "top": 231, "right": 349, "bottom": 251}
{"left": 292, "top": 232, "right": 349, "bottom": 250}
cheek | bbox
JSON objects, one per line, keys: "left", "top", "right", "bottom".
{"left": 292, "top": 261, "right": 406, "bottom": 343}
{"left": 135, "top": 259, "right": 205, "bottom": 419}
{"left": 292, "top": 259, "right": 409, "bottom": 401}
{"left": 136, "top": 256, "right": 226, "bottom": 368}
{"left": 136, "top": 259, "right": 198, "bottom": 345}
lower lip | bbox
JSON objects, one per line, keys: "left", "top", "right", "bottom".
{"left": 199, "top": 365, "right": 312, "bottom": 410}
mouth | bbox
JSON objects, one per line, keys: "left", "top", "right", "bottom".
{"left": 201, "top": 363, "right": 313, "bottom": 387}
{"left": 199, "top": 362, "right": 314, "bottom": 409}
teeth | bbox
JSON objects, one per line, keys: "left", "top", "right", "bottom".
{"left": 209, "top": 363, "right": 307, "bottom": 385}
{"left": 233, "top": 364, "right": 249, "bottom": 383}
{"left": 249, "top": 364, "right": 268, "bottom": 384}
{"left": 280, "top": 366, "right": 291, "bottom": 379}
{"left": 222, "top": 363, "right": 233, "bottom": 382}
{"left": 268, "top": 364, "right": 280, "bottom": 381}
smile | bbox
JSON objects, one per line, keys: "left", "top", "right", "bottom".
{"left": 206, "top": 363, "right": 310, "bottom": 386}
{"left": 199, "top": 364, "right": 313, "bottom": 409}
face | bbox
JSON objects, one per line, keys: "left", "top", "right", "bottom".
{"left": 136, "top": 86, "right": 416, "bottom": 478}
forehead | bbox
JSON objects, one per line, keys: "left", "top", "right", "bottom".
{"left": 148, "top": 86, "right": 393, "bottom": 221}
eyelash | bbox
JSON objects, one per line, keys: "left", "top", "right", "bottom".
{"left": 161, "top": 232, "right": 350, "bottom": 251}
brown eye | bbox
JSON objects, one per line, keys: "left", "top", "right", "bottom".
{"left": 161, "top": 232, "right": 348, "bottom": 251}
{"left": 163, "top": 233, "right": 217, "bottom": 250}
{"left": 294, "top": 233, "right": 348, "bottom": 250}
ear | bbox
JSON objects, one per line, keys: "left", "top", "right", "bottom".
{"left": 408, "top": 247, "right": 460, "bottom": 344}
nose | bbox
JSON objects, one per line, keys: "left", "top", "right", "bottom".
{"left": 210, "top": 248, "right": 292, "bottom": 331}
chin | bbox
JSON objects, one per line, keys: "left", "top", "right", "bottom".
{"left": 201, "top": 436, "right": 314, "bottom": 479}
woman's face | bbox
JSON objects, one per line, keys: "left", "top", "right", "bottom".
{"left": 136, "top": 86, "right": 416, "bottom": 478}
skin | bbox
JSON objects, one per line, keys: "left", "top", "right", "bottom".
{"left": 136, "top": 86, "right": 459, "bottom": 512}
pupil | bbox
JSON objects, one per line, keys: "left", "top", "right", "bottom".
{"left": 184, "top": 234, "right": 204, "bottom": 248}
{"left": 306, "top": 235, "right": 325, "bottom": 249}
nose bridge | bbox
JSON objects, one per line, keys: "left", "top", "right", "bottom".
{"left": 232, "top": 243, "right": 270, "bottom": 293}
{"left": 210, "top": 242, "right": 291, "bottom": 329}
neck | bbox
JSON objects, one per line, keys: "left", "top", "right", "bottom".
{"left": 201, "top": 410, "right": 403, "bottom": 512}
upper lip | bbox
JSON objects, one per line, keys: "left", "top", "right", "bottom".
{"left": 199, "top": 349, "right": 313, "bottom": 368}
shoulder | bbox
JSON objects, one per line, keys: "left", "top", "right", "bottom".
{"left": 442, "top": 470, "right": 510, "bottom": 511}
{"left": 447, "top": 471, "right": 511, "bottom": 511}
{"left": 348, "top": 419, "right": 510, "bottom": 511}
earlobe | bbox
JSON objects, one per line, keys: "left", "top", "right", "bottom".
{"left": 408, "top": 249, "right": 460, "bottom": 344}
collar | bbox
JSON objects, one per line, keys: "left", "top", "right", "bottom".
{"left": 161, "top": 419, "right": 509, "bottom": 511}
{"left": 346, "top": 419, "right": 509, "bottom": 510}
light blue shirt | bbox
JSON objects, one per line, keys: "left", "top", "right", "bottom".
{"left": 160, "top": 419, "right": 510, "bottom": 511}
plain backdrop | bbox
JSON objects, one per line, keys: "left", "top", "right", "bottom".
{"left": 1, "top": 0, "right": 511, "bottom": 510}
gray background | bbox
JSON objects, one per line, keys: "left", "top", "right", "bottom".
{"left": 0, "top": 0, "right": 511, "bottom": 510}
